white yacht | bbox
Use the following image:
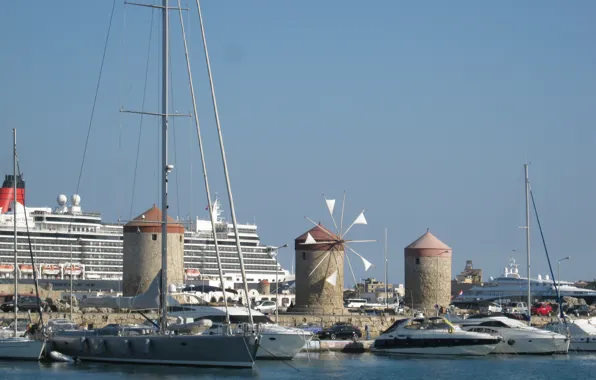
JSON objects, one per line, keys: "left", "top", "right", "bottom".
{"left": 168, "top": 305, "right": 312, "bottom": 360}
{"left": 371, "top": 317, "right": 501, "bottom": 356}
{"left": 454, "top": 315, "right": 569, "bottom": 354}
{"left": 544, "top": 317, "right": 596, "bottom": 352}
{"left": 452, "top": 258, "right": 596, "bottom": 306}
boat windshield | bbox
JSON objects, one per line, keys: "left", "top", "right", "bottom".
{"left": 404, "top": 317, "right": 454, "bottom": 331}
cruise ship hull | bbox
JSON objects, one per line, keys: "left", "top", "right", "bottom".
{"left": 47, "top": 334, "right": 258, "bottom": 368}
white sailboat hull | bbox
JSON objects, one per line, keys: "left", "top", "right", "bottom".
{"left": 257, "top": 332, "right": 308, "bottom": 360}
{"left": 569, "top": 338, "right": 596, "bottom": 352}
{"left": 491, "top": 336, "right": 569, "bottom": 354}
{"left": 0, "top": 338, "right": 45, "bottom": 360}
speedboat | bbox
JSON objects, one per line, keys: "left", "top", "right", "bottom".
{"left": 543, "top": 317, "right": 596, "bottom": 352}
{"left": 169, "top": 305, "right": 312, "bottom": 360}
{"left": 371, "top": 316, "right": 501, "bottom": 356}
{"left": 455, "top": 315, "right": 569, "bottom": 354}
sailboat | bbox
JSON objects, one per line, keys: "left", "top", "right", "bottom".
{"left": 0, "top": 129, "right": 46, "bottom": 360}
{"left": 47, "top": 0, "right": 259, "bottom": 368}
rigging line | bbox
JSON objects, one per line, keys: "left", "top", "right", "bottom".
{"left": 196, "top": 0, "right": 256, "bottom": 327}
{"left": 129, "top": 7, "right": 157, "bottom": 219}
{"left": 74, "top": 0, "right": 116, "bottom": 196}
{"left": 344, "top": 248, "right": 358, "bottom": 290}
{"left": 168, "top": 28, "right": 181, "bottom": 219}
{"left": 16, "top": 159, "right": 45, "bottom": 332}
{"left": 529, "top": 189, "right": 567, "bottom": 325}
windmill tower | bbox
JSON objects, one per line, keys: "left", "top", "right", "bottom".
{"left": 293, "top": 193, "right": 374, "bottom": 314}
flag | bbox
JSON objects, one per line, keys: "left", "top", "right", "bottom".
{"left": 205, "top": 205, "right": 209, "bottom": 211}
{"left": 458, "top": 289, "right": 463, "bottom": 296}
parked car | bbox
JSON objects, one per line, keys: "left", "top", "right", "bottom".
{"left": 254, "top": 300, "right": 276, "bottom": 314}
{"left": 480, "top": 302, "right": 503, "bottom": 314}
{"left": 0, "top": 296, "right": 48, "bottom": 313}
{"left": 567, "top": 305, "right": 594, "bottom": 317}
{"left": 503, "top": 302, "right": 528, "bottom": 315}
{"left": 318, "top": 324, "right": 362, "bottom": 340}
{"left": 531, "top": 302, "right": 553, "bottom": 316}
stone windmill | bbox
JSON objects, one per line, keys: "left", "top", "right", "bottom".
{"left": 293, "top": 193, "right": 375, "bottom": 314}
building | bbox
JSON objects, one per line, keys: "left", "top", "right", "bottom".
{"left": 455, "top": 260, "right": 483, "bottom": 284}
{"left": 404, "top": 230, "right": 452, "bottom": 312}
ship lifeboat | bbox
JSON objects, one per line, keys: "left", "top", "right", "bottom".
{"left": 0, "top": 264, "right": 14, "bottom": 273}
{"left": 19, "top": 264, "right": 34, "bottom": 274}
{"left": 185, "top": 269, "right": 201, "bottom": 278}
{"left": 63, "top": 264, "right": 83, "bottom": 276}
{"left": 42, "top": 264, "right": 61, "bottom": 276}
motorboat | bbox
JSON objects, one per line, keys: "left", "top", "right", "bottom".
{"left": 169, "top": 305, "right": 312, "bottom": 360}
{"left": 371, "top": 316, "right": 501, "bottom": 356}
{"left": 543, "top": 317, "right": 596, "bottom": 352}
{"left": 455, "top": 315, "right": 569, "bottom": 354}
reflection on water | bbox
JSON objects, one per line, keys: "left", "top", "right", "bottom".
{"left": 0, "top": 353, "right": 595, "bottom": 380}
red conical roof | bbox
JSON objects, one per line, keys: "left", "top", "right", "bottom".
{"left": 124, "top": 204, "right": 184, "bottom": 233}
{"left": 294, "top": 224, "right": 341, "bottom": 251}
{"left": 406, "top": 231, "right": 451, "bottom": 250}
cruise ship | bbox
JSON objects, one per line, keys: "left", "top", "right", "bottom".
{"left": 451, "top": 258, "right": 596, "bottom": 306}
{"left": 0, "top": 174, "right": 291, "bottom": 290}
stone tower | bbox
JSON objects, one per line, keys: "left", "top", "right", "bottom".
{"left": 404, "top": 230, "right": 452, "bottom": 312}
{"left": 293, "top": 224, "right": 345, "bottom": 314}
{"left": 123, "top": 205, "right": 185, "bottom": 296}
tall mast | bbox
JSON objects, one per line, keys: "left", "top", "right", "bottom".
{"left": 13, "top": 128, "right": 18, "bottom": 338}
{"left": 196, "top": 0, "right": 254, "bottom": 326}
{"left": 524, "top": 163, "right": 531, "bottom": 326}
{"left": 159, "top": 0, "right": 170, "bottom": 335}
{"left": 384, "top": 228, "right": 388, "bottom": 308}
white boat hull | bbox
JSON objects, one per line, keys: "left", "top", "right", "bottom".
{"left": 372, "top": 343, "right": 496, "bottom": 356}
{"left": 569, "top": 338, "right": 596, "bottom": 352}
{"left": 257, "top": 332, "right": 308, "bottom": 360}
{"left": 0, "top": 338, "right": 45, "bottom": 360}
{"left": 492, "top": 336, "right": 569, "bottom": 354}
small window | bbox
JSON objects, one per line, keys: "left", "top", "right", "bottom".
{"left": 152, "top": 234, "right": 157, "bottom": 241}
{"left": 303, "top": 252, "right": 306, "bottom": 260}
{"left": 179, "top": 236, "right": 182, "bottom": 242}
{"left": 416, "top": 258, "right": 420, "bottom": 265}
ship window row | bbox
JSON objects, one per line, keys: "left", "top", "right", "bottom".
{"left": 184, "top": 255, "right": 274, "bottom": 262}
{"left": 33, "top": 216, "right": 101, "bottom": 225}
{"left": 0, "top": 233, "right": 122, "bottom": 241}
{"left": 0, "top": 238, "right": 122, "bottom": 247}
{"left": 183, "top": 240, "right": 258, "bottom": 247}
{"left": 0, "top": 246, "right": 121, "bottom": 254}
{"left": 184, "top": 246, "right": 265, "bottom": 254}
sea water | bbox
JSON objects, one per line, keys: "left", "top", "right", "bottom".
{"left": 0, "top": 353, "right": 595, "bottom": 379}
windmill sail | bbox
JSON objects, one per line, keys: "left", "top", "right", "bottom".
{"left": 326, "top": 270, "right": 338, "bottom": 286}
{"left": 353, "top": 211, "right": 367, "bottom": 225}
{"left": 304, "top": 233, "right": 317, "bottom": 245}
{"left": 325, "top": 199, "right": 336, "bottom": 215}
{"left": 361, "top": 256, "right": 373, "bottom": 271}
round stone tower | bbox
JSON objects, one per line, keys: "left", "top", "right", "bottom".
{"left": 123, "top": 205, "right": 185, "bottom": 296}
{"left": 404, "top": 230, "right": 452, "bottom": 313}
{"left": 293, "top": 224, "right": 345, "bottom": 314}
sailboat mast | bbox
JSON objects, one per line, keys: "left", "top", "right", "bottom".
{"left": 524, "top": 163, "right": 531, "bottom": 326}
{"left": 13, "top": 128, "right": 18, "bottom": 338}
{"left": 160, "top": 0, "right": 170, "bottom": 335}
{"left": 384, "top": 228, "right": 388, "bottom": 308}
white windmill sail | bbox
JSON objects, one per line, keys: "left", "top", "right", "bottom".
{"left": 325, "top": 199, "right": 336, "bottom": 215}
{"left": 361, "top": 256, "right": 373, "bottom": 271}
{"left": 353, "top": 211, "right": 367, "bottom": 225}
{"left": 326, "top": 270, "right": 338, "bottom": 286}
{"left": 304, "top": 233, "right": 317, "bottom": 245}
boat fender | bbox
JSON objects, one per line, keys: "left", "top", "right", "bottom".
{"left": 49, "top": 351, "right": 76, "bottom": 363}
{"left": 448, "top": 327, "right": 454, "bottom": 334}
{"left": 143, "top": 338, "right": 151, "bottom": 354}
{"left": 507, "top": 339, "right": 515, "bottom": 346}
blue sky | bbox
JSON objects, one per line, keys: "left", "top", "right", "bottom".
{"left": 1, "top": 1, "right": 595, "bottom": 284}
